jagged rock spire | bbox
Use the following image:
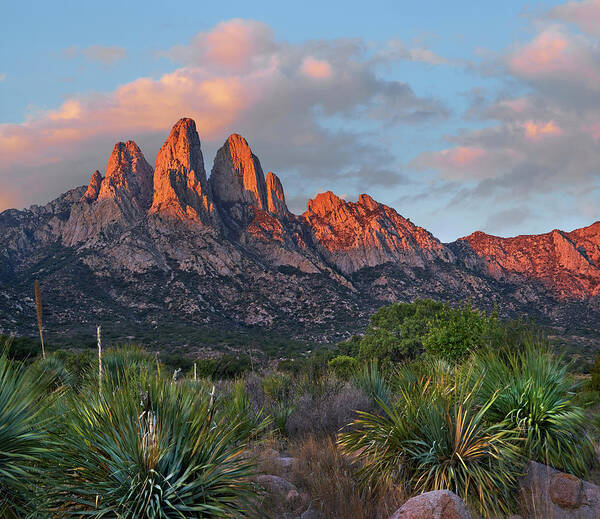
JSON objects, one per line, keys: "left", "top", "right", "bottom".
{"left": 81, "top": 170, "right": 103, "bottom": 202}
{"left": 99, "top": 140, "right": 153, "bottom": 210}
{"left": 210, "top": 134, "right": 268, "bottom": 210}
{"left": 266, "top": 172, "right": 289, "bottom": 217}
{"left": 149, "top": 118, "right": 218, "bottom": 225}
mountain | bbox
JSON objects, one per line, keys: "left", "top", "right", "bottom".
{"left": 1, "top": 117, "right": 599, "bottom": 346}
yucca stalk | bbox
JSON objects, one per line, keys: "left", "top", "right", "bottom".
{"left": 97, "top": 325, "right": 102, "bottom": 394}
{"left": 34, "top": 280, "right": 45, "bottom": 359}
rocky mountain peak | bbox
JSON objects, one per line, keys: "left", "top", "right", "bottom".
{"left": 149, "top": 118, "right": 218, "bottom": 224}
{"left": 209, "top": 134, "right": 268, "bottom": 211}
{"left": 81, "top": 170, "right": 103, "bottom": 202}
{"left": 305, "top": 191, "right": 347, "bottom": 217}
{"left": 266, "top": 172, "right": 289, "bottom": 217}
{"left": 98, "top": 140, "right": 153, "bottom": 209}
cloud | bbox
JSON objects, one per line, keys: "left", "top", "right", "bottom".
{"left": 0, "top": 19, "right": 447, "bottom": 211}
{"left": 549, "top": 0, "right": 600, "bottom": 35}
{"left": 63, "top": 45, "right": 127, "bottom": 65}
{"left": 405, "top": 3, "right": 600, "bottom": 235}
{"left": 379, "top": 39, "right": 452, "bottom": 65}
{"left": 507, "top": 26, "right": 600, "bottom": 92}
{"left": 0, "top": 73, "right": 6, "bottom": 82}
{"left": 301, "top": 57, "right": 332, "bottom": 79}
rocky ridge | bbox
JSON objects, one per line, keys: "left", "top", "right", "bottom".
{"left": 1, "top": 117, "right": 599, "bottom": 344}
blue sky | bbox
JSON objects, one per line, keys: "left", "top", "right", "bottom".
{"left": 3, "top": 0, "right": 600, "bottom": 242}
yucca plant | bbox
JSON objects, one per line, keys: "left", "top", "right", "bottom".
{"left": 351, "top": 360, "right": 391, "bottom": 406}
{"left": 0, "top": 349, "right": 54, "bottom": 517}
{"left": 27, "top": 355, "right": 75, "bottom": 392}
{"left": 50, "top": 371, "right": 258, "bottom": 518}
{"left": 340, "top": 365, "right": 522, "bottom": 518}
{"left": 221, "top": 379, "right": 271, "bottom": 441}
{"left": 474, "top": 344, "right": 595, "bottom": 477}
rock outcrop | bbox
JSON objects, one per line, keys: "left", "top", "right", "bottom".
{"left": 81, "top": 170, "right": 103, "bottom": 202}
{"left": 519, "top": 461, "right": 600, "bottom": 518}
{"left": 99, "top": 140, "right": 153, "bottom": 209}
{"left": 389, "top": 490, "right": 471, "bottom": 519}
{"left": 461, "top": 225, "right": 600, "bottom": 299}
{"left": 62, "top": 140, "right": 154, "bottom": 245}
{"left": 149, "top": 118, "right": 219, "bottom": 226}
{"left": 209, "top": 134, "right": 269, "bottom": 233}
{"left": 266, "top": 172, "right": 290, "bottom": 218}
{"left": 304, "top": 191, "right": 453, "bottom": 274}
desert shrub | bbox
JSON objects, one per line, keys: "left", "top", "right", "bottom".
{"left": 358, "top": 299, "right": 446, "bottom": 365}
{"left": 0, "top": 351, "right": 55, "bottom": 517}
{"left": 287, "top": 382, "right": 373, "bottom": 437}
{"left": 261, "top": 371, "right": 293, "bottom": 402}
{"left": 423, "top": 302, "right": 502, "bottom": 362}
{"left": 328, "top": 355, "right": 359, "bottom": 380}
{"left": 220, "top": 379, "right": 271, "bottom": 441}
{"left": 289, "top": 436, "right": 402, "bottom": 519}
{"left": 475, "top": 344, "right": 595, "bottom": 477}
{"left": 194, "top": 354, "right": 252, "bottom": 380}
{"left": 339, "top": 365, "right": 522, "bottom": 518}
{"left": 51, "top": 372, "right": 258, "bottom": 518}
{"left": 590, "top": 352, "right": 600, "bottom": 391}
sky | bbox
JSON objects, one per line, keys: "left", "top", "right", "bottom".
{"left": 2, "top": 0, "right": 600, "bottom": 242}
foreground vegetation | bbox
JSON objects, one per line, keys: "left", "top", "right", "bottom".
{"left": 1, "top": 299, "right": 599, "bottom": 518}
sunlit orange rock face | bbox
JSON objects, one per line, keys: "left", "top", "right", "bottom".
{"left": 150, "top": 117, "right": 219, "bottom": 225}
{"left": 304, "top": 191, "right": 453, "bottom": 274}
{"left": 461, "top": 224, "right": 600, "bottom": 299}
{"left": 63, "top": 140, "right": 154, "bottom": 245}
{"left": 81, "top": 170, "right": 103, "bottom": 202}
{"left": 99, "top": 141, "right": 153, "bottom": 209}
{"left": 210, "top": 134, "right": 268, "bottom": 211}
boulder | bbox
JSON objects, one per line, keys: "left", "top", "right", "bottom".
{"left": 520, "top": 461, "right": 600, "bottom": 518}
{"left": 389, "top": 490, "right": 471, "bottom": 519}
{"left": 257, "top": 474, "right": 310, "bottom": 517}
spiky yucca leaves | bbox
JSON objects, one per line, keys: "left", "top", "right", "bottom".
{"left": 27, "top": 355, "right": 75, "bottom": 392}
{"left": 339, "top": 366, "right": 521, "bottom": 518}
{"left": 221, "top": 379, "right": 271, "bottom": 441}
{"left": 475, "top": 344, "right": 595, "bottom": 477}
{"left": 351, "top": 360, "right": 391, "bottom": 405}
{"left": 52, "top": 372, "right": 258, "bottom": 518}
{"left": 0, "top": 351, "right": 54, "bottom": 517}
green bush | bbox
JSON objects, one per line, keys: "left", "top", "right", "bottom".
{"left": 422, "top": 302, "right": 501, "bottom": 362}
{"left": 358, "top": 299, "right": 446, "bottom": 365}
{"left": 328, "top": 355, "right": 359, "bottom": 380}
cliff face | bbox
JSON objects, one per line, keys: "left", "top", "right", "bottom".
{"left": 461, "top": 225, "right": 600, "bottom": 299}
{"left": 1, "top": 116, "right": 599, "bottom": 343}
{"left": 304, "top": 192, "right": 453, "bottom": 274}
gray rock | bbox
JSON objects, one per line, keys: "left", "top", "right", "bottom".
{"left": 390, "top": 490, "right": 471, "bottom": 519}
{"left": 520, "top": 461, "right": 600, "bottom": 518}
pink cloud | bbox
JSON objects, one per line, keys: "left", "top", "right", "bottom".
{"left": 508, "top": 27, "right": 600, "bottom": 88}
{"left": 523, "top": 120, "right": 563, "bottom": 140}
{"left": 301, "top": 57, "right": 332, "bottom": 79}
{"left": 0, "top": 68, "right": 252, "bottom": 169}
{"left": 164, "top": 19, "right": 275, "bottom": 71}
{"left": 550, "top": 0, "right": 600, "bottom": 36}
